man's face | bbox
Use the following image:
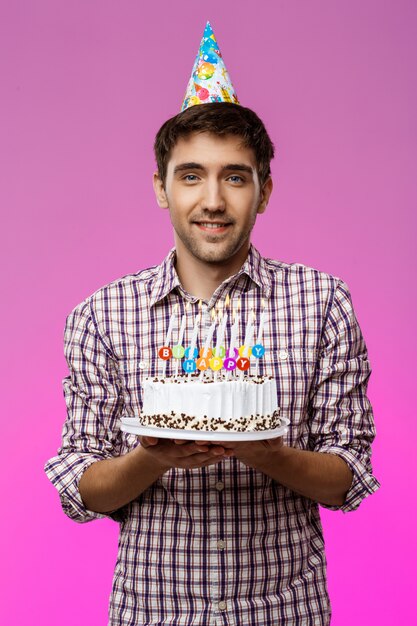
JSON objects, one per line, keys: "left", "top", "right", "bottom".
{"left": 153, "top": 132, "right": 272, "bottom": 266}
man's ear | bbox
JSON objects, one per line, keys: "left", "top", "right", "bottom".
{"left": 257, "top": 177, "right": 273, "bottom": 215}
{"left": 153, "top": 172, "right": 169, "bottom": 209}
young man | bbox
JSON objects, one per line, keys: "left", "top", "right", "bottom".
{"left": 46, "top": 102, "right": 379, "bottom": 625}
{"left": 46, "top": 24, "right": 379, "bottom": 626}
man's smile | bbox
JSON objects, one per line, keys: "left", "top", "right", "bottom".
{"left": 156, "top": 132, "right": 270, "bottom": 266}
{"left": 193, "top": 220, "right": 233, "bottom": 234}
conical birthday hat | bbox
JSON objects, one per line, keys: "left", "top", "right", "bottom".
{"left": 181, "top": 21, "right": 240, "bottom": 112}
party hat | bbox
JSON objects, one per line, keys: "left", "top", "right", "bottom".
{"left": 181, "top": 21, "right": 239, "bottom": 112}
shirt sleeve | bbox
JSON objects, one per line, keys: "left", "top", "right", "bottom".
{"left": 307, "top": 279, "right": 380, "bottom": 513}
{"left": 44, "top": 299, "right": 128, "bottom": 524}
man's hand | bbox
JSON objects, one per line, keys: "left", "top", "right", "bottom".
{"left": 79, "top": 436, "right": 234, "bottom": 514}
{"left": 194, "top": 436, "right": 284, "bottom": 470}
{"left": 195, "top": 436, "right": 352, "bottom": 507}
{"left": 139, "top": 436, "right": 233, "bottom": 471}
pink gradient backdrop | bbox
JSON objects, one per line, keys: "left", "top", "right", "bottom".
{"left": 1, "top": 1, "right": 415, "bottom": 624}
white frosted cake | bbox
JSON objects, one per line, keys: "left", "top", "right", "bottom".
{"left": 140, "top": 375, "right": 281, "bottom": 432}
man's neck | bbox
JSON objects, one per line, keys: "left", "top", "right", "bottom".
{"left": 174, "top": 242, "right": 250, "bottom": 301}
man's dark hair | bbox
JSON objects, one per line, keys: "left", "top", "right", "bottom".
{"left": 154, "top": 102, "right": 275, "bottom": 187}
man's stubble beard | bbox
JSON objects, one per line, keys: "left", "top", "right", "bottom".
{"left": 173, "top": 219, "right": 256, "bottom": 266}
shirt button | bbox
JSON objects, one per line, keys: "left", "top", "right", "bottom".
{"left": 215, "top": 481, "right": 224, "bottom": 491}
{"left": 217, "top": 540, "right": 226, "bottom": 550}
{"left": 139, "top": 361, "right": 147, "bottom": 369}
{"left": 218, "top": 601, "right": 227, "bottom": 611}
{"left": 279, "top": 350, "right": 289, "bottom": 360}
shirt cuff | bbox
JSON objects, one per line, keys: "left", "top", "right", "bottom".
{"left": 44, "top": 452, "right": 126, "bottom": 524}
{"left": 317, "top": 446, "right": 381, "bottom": 513}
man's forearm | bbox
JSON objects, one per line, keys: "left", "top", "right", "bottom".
{"left": 250, "top": 446, "right": 353, "bottom": 507}
{"left": 79, "top": 445, "right": 166, "bottom": 514}
{"left": 78, "top": 437, "right": 228, "bottom": 514}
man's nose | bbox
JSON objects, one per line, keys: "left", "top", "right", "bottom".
{"left": 201, "top": 181, "right": 226, "bottom": 212}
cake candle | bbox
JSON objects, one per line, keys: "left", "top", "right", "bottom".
{"left": 162, "top": 303, "right": 178, "bottom": 377}
{"left": 175, "top": 301, "right": 190, "bottom": 376}
{"left": 199, "top": 309, "right": 217, "bottom": 380}
{"left": 213, "top": 301, "right": 228, "bottom": 381}
{"left": 217, "top": 298, "right": 229, "bottom": 349}
{"left": 240, "top": 310, "right": 254, "bottom": 380}
{"left": 227, "top": 299, "right": 240, "bottom": 379}
{"left": 255, "top": 299, "right": 267, "bottom": 377}
{"left": 187, "top": 303, "right": 201, "bottom": 379}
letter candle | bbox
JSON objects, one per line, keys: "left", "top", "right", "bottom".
{"left": 226, "top": 299, "right": 240, "bottom": 379}
{"left": 187, "top": 301, "right": 202, "bottom": 379}
{"left": 199, "top": 309, "right": 217, "bottom": 380}
{"left": 175, "top": 301, "right": 189, "bottom": 376}
{"left": 255, "top": 299, "right": 267, "bottom": 377}
{"left": 239, "top": 310, "right": 254, "bottom": 380}
{"left": 161, "top": 303, "right": 178, "bottom": 377}
{"left": 213, "top": 297, "right": 229, "bottom": 381}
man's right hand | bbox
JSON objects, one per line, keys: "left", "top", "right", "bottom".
{"left": 79, "top": 436, "right": 230, "bottom": 515}
{"left": 139, "top": 436, "right": 231, "bottom": 471}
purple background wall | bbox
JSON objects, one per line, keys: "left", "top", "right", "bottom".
{"left": 1, "top": 1, "right": 415, "bottom": 624}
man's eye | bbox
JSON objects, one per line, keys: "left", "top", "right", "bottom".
{"left": 228, "top": 175, "right": 244, "bottom": 183}
{"left": 183, "top": 174, "right": 199, "bottom": 182}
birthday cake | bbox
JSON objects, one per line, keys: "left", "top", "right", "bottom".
{"left": 140, "top": 375, "right": 281, "bottom": 432}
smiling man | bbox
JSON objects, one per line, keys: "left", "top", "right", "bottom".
{"left": 154, "top": 130, "right": 272, "bottom": 298}
{"left": 45, "top": 23, "right": 380, "bottom": 626}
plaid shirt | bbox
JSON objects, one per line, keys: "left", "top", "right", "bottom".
{"left": 45, "top": 245, "right": 380, "bottom": 626}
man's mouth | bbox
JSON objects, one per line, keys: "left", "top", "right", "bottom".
{"left": 194, "top": 221, "right": 232, "bottom": 232}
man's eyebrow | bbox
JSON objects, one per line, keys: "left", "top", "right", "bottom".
{"left": 221, "top": 164, "right": 253, "bottom": 175}
{"left": 173, "top": 162, "right": 205, "bottom": 174}
{"left": 173, "top": 162, "right": 254, "bottom": 175}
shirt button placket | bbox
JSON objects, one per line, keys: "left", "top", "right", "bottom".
{"left": 209, "top": 470, "right": 229, "bottom": 619}
{"left": 208, "top": 467, "right": 220, "bottom": 614}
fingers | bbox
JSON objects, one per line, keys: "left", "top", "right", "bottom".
{"left": 193, "top": 456, "right": 227, "bottom": 469}
{"left": 173, "top": 439, "right": 209, "bottom": 452}
{"left": 140, "top": 436, "right": 231, "bottom": 469}
{"left": 169, "top": 440, "right": 229, "bottom": 456}
{"left": 140, "top": 436, "right": 159, "bottom": 447}
{"left": 177, "top": 442, "right": 225, "bottom": 457}
{"left": 183, "top": 450, "right": 227, "bottom": 469}
{"left": 168, "top": 442, "right": 227, "bottom": 468}
{"left": 265, "top": 436, "right": 284, "bottom": 449}
{"left": 194, "top": 440, "right": 235, "bottom": 454}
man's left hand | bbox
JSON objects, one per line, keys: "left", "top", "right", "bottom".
{"left": 193, "top": 436, "right": 284, "bottom": 470}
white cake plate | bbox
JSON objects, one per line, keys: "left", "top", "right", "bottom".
{"left": 120, "top": 416, "right": 289, "bottom": 442}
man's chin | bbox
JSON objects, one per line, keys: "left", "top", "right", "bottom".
{"left": 174, "top": 229, "right": 250, "bottom": 266}
{"left": 190, "top": 242, "right": 243, "bottom": 265}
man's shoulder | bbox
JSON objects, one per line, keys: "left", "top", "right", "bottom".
{"left": 68, "top": 263, "right": 161, "bottom": 318}
{"left": 262, "top": 255, "right": 343, "bottom": 288}
{"left": 259, "top": 254, "right": 354, "bottom": 315}
{"left": 95, "top": 264, "right": 161, "bottom": 294}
